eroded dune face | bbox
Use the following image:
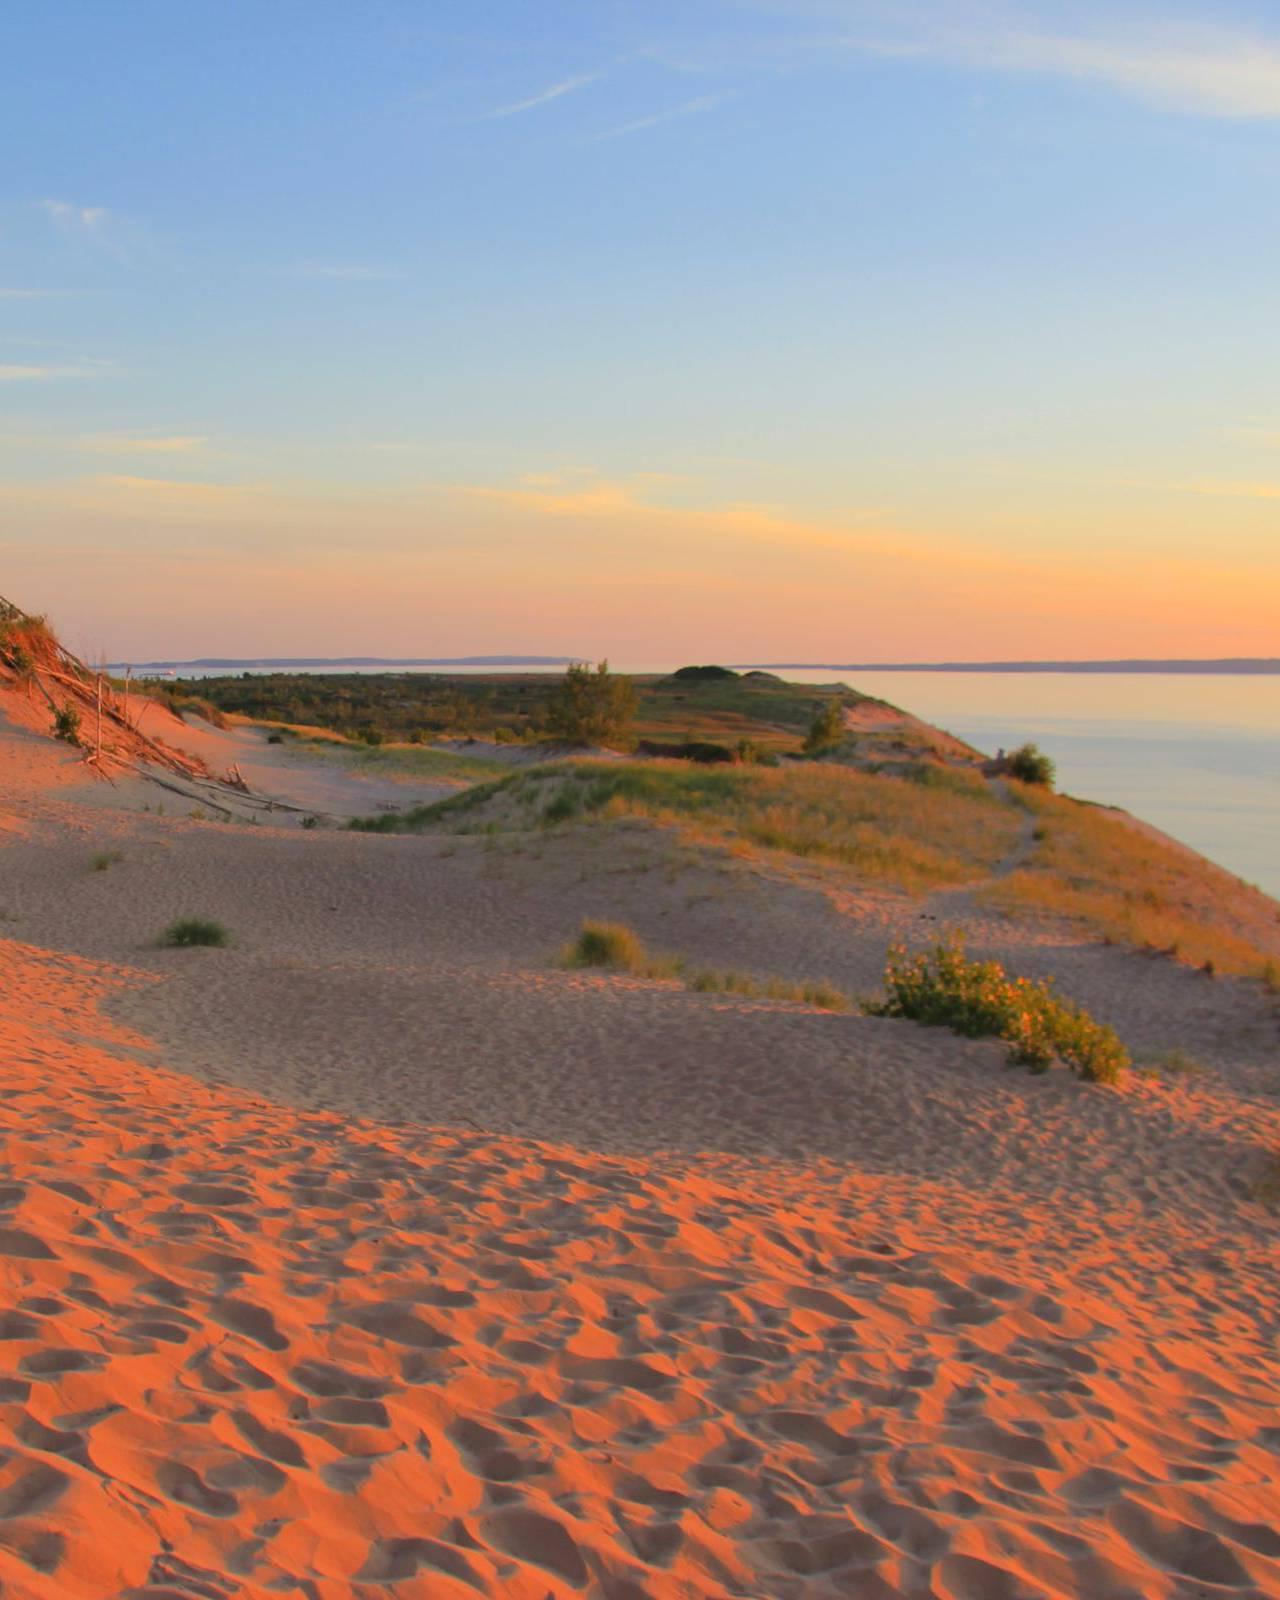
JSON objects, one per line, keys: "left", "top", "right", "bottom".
{"left": 1, "top": 937, "right": 1278, "bottom": 1600}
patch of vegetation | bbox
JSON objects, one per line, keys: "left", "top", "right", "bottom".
{"left": 1136, "top": 1047, "right": 1205, "bottom": 1079}
{"left": 52, "top": 704, "right": 81, "bottom": 745}
{"left": 173, "top": 663, "right": 881, "bottom": 762}
{"left": 158, "top": 917, "right": 230, "bottom": 948}
{"left": 1006, "top": 742, "right": 1055, "bottom": 787}
{"left": 803, "top": 697, "right": 847, "bottom": 754}
{"left": 865, "top": 936, "right": 1129, "bottom": 1084}
{"left": 688, "top": 968, "right": 850, "bottom": 1011}
{"left": 561, "top": 919, "right": 653, "bottom": 971}
{"left": 300, "top": 737, "right": 505, "bottom": 784}
{"left": 983, "top": 788, "right": 1279, "bottom": 977}
{"left": 560, "top": 919, "right": 850, "bottom": 1009}
{"left": 90, "top": 850, "right": 123, "bottom": 872}
{"left": 636, "top": 739, "right": 735, "bottom": 764}
{"left": 353, "top": 759, "right": 1023, "bottom": 892}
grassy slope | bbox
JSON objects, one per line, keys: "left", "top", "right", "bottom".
{"left": 285, "top": 733, "right": 508, "bottom": 783}
{"left": 355, "top": 759, "right": 1026, "bottom": 894}
{"left": 353, "top": 760, "right": 1280, "bottom": 978}
{"left": 629, "top": 673, "right": 864, "bottom": 751}
{"left": 984, "top": 788, "right": 1280, "bottom": 976}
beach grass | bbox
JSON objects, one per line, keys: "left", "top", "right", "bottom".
{"left": 982, "top": 787, "right": 1278, "bottom": 977}
{"left": 359, "top": 760, "right": 1025, "bottom": 894}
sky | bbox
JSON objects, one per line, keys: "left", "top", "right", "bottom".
{"left": 2, "top": 0, "right": 1279, "bottom": 663}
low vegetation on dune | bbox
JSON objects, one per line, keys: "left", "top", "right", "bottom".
{"left": 985, "top": 787, "right": 1280, "bottom": 978}
{"left": 866, "top": 937, "right": 1129, "bottom": 1084}
{"left": 561, "top": 919, "right": 851, "bottom": 1010}
{"left": 158, "top": 917, "right": 231, "bottom": 948}
{"left": 354, "top": 759, "right": 1026, "bottom": 893}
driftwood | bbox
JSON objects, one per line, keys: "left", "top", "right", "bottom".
{"left": 0, "top": 594, "right": 224, "bottom": 790}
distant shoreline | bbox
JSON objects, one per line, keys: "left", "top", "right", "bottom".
{"left": 106, "top": 655, "right": 577, "bottom": 671}
{"left": 104, "top": 655, "right": 1280, "bottom": 676}
{"left": 736, "top": 659, "right": 1280, "bottom": 675}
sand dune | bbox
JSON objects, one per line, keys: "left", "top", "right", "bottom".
{"left": 1, "top": 700, "right": 1278, "bottom": 1596}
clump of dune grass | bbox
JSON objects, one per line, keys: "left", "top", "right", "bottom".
{"left": 688, "top": 969, "right": 850, "bottom": 1011}
{"left": 559, "top": 920, "right": 681, "bottom": 977}
{"left": 158, "top": 917, "right": 230, "bottom": 949}
{"left": 1137, "top": 1047, "right": 1205, "bottom": 1079}
{"left": 90, "top": 850, "right": 123, "bottom": 872}
{"left": 865, "top": 936, "right": 1128, "bottom": 1085}
{"left": 560, "top": 919, "right": 850, "bottom": 1009}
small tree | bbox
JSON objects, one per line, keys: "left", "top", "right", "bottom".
{"left": 547, "top": 660, "right": 636, "bottom": 747}
{"left": 1006, "top": 742, "right": 1055, "bottom": 788}
{"left": 804, "top": 697, "right": 846, "bottom": 754}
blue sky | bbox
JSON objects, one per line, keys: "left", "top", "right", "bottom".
{"left": 2, "top": 1, "right": 1278, "bottom": 660}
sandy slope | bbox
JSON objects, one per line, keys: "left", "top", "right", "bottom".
{"left": 1, "top": 707, "right": 1278, "bottom": 1598}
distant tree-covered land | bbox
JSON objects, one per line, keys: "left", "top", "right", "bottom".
{"left": 146, "top": 666, "right": 870, "bottom": 755}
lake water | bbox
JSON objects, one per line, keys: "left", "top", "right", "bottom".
{"left": 157, "top": 662, "right": 1278, "bottom": 899}
{"left": 763, "top": 670, "right": 1279, "bottom": 900}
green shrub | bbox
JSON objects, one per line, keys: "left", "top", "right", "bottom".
{"left": 90, "top": 851, "right": 123, "bottom": 872}
{"left": 561, "top": 919, "right": 649, "bottom": 971}
{"left": 543, "top": 790, "right": 581, "bottom": 825}
{"left": 1006, "top": 742, "right": 1055, "bottom": 787}
{"left": 866, "top": 936, "right": 1128, "bottom": 1084}
{"left": 53, "top": 704, "right": 81, "bottom": 745}
{"left": 803, "top": 697, "right": 846, "bottom": 754}
{"left": 158, "top": 917, "right": 230, "bottom": 948}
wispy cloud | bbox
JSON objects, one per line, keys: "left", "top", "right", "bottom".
{"left": 81, "top": 434, "right": 207, "bottom": 455}
{"left": 40, "top": 198, "right": 110, "bottom": 232}
{"left": 595, "top": 93, "right": 729, "bottom": 140}
{"left": 293, "top": 262, "right": 404, "bottom": 282}
{"left": 38, "top": 198, "right": 133, "bottom": 261}
{"left": 0, "top": 288, "right": 53, "bottom": 300}
{"left": 486, "top": 72, "right": 600, "bottom": 119}
{"left": 94, "top": 475, "right": 251, "bottom": 500}
{"left": 744, "top": 3, "right": 1280, "bottom": 119}
{"left": 1183, "top": 479, "right": 1280, "bottom": 500}
{"left": 0, "top": 362, "right": 108, "bottom": 382}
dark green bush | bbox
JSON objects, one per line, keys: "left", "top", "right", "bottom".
{"left": 1006, "top": 742, "right": 1055, "bottom": 787}
{"left": 158, "top": 918, "right": 230, "bottom": 948}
